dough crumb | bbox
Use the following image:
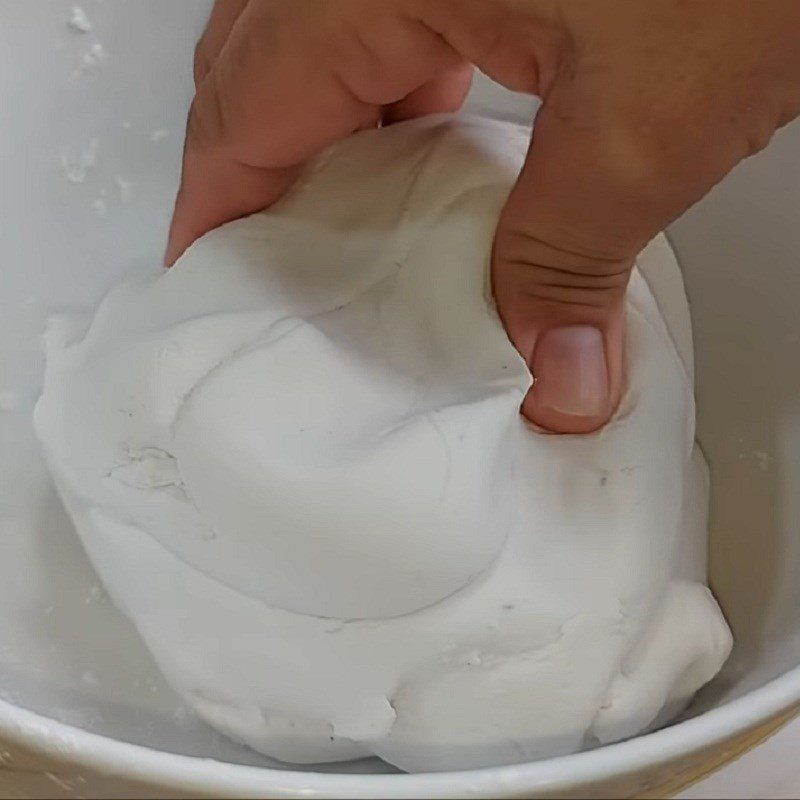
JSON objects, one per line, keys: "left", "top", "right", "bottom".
{"left": 67, "top": 7, "right": 92, "bottom": 33}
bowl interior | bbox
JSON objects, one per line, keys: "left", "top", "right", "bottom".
{"left": 1, "top": 0, "right": 800, "bottom": 776}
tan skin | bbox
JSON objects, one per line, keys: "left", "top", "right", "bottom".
{"left": 167, "top": 0, "right": 800, "bottom": 433}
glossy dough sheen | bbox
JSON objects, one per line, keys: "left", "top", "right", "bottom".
{"left": 35, "top": 116, "right": 732, "bottom": 772}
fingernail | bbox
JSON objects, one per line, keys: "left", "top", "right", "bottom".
{"left": 532, "top": 326, "right": 609, "bottom": 418}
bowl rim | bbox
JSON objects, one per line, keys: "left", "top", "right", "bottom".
{"left": 0, "top": 664, "right": 799, "bottom": 798}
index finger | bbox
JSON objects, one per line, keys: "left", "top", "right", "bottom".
{"left": 165, "top": 0, "right": 462, "bottom": 265}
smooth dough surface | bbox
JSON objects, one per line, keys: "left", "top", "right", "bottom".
{"left": 35, "top": 116, "right": 732, "bottom": 772}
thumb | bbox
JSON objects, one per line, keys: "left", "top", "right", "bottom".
{"left": 494, "top": 97, "right": 671, "bottom": 434}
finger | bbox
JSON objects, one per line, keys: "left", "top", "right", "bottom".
{"left": 411, "top": 0, "right": 774, "bottom": 432}
{"left": 168, "top": 3, "right": 380, "bottom": 266}
{"left": 165, "top": 156, "right": 300, "bottom": 268}
{"left": 167, "top": 0, "right": 460, "bottom": 265}
{"left": 493, "top": 109, "right": 632, "bottom": 434}
{"left": 383, "top": 62, "right": 474, "bottom": 124}
{"left": 194, "top": 0, "right": 250, "bottom": 85}
{"left": 493, "top": 82, "right": 751, "bottom": 433}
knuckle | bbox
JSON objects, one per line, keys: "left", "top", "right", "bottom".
{"left": 496, "top": 226, "right": 632, "bottom": 312}
{"left": 500, "top": 223, "right": 634, "bottom": 270}
{"left": 499, "top": 223, "right": 634, "bottom": 273}
{"left": 510, "top": 273, "right": 627, "bottom": 310}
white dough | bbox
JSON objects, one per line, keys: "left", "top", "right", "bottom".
{"left": 34, "top": 116, "right": 732, "bottom": 772}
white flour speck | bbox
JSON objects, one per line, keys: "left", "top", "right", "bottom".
{"left": 81, "top": 42, "right": 107, "bottom": 72}
{"left": 60, "top": 137, "right": 99, "bottom": 183}
{"left": 67, "top": 6, "right": 92, "bottom": 33}
{"left": 753, "top": 450, "right": 772, "bottom": 471}
{"left": 90, "top": 197, "right": 108, "bottom": 217}
{"left": 150, "top": 128, "right": 169, "bottom": 142}
{"left": 116, "top": 176, "right": 134, "bottom": 203}
{"left": 85, "top": 584, "right": 102, "bottom": 603}
{"left": 81, "top": 671, "right": 99, "bottom": 686}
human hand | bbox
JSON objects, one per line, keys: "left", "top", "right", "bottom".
{"left": 167, "top": 0, "right": 800, "bottom": 433}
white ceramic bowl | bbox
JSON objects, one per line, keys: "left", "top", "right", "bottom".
{"left": 1, "top": 2, "right": 800, "bottom": 797}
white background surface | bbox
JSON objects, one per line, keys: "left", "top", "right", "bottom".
{"left": 679, "top": 718, "right": 800, "bottom": 799}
